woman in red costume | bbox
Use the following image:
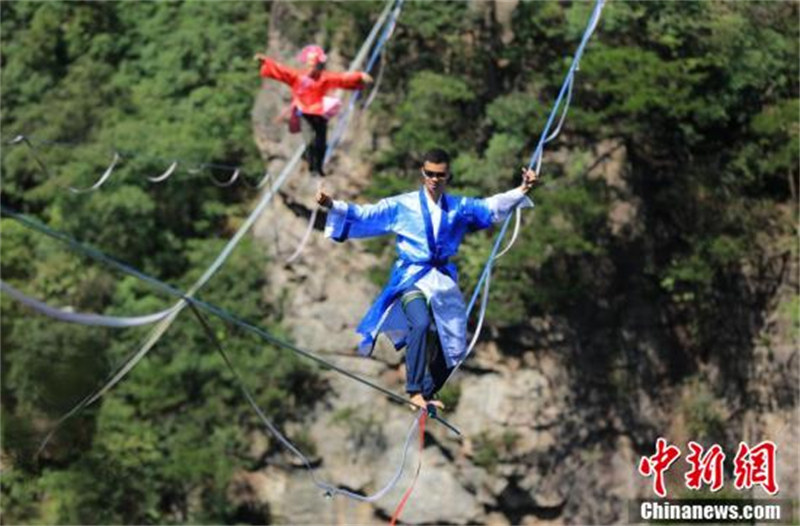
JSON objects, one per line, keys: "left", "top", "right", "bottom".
{"left": 254, "top": 45, "right": 372, "bottom": 176}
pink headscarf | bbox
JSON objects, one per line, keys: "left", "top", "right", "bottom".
{"left": 297, "top": 45, "right": 327, "bottom": 66}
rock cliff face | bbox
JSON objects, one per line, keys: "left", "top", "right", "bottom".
{"left": 239, "top": 5, "right": 798, "bottom": 525}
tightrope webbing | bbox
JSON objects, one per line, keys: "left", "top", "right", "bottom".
{"left": 2, "top": 1, "right": 397, "bottom": 437}
{"left": 283, "top": 204, "right": 319, "bottom": 264}
{"left": 348, "top": 0, "right": 396, "bottom": 77}
{"left": 2, "top": 259, "right": 425, "bottom": 500}
{"left": 6, "top": 2, "right": 430, "bottom": 501}
{"left": 361, "top": 47, "right": 387, "bottom": 112}
{"left": 25, "top": 143, "right": 305, "bottom": 452}
{"left": 0, "top": 205, "right": 460, "bottom": 438}
{"left": 4, "top": 205, "right": 456, "bottom": 502}
{"left": 188, "top": 303, "right": 423, "bottom": 503}
{"left": 325, "top": 0, "right": 404, "bottom": 164}
{"left": 448, "top": 0, "right": 606, "bottom": 385}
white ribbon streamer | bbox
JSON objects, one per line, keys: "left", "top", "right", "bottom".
{"left": 1, "top": 281, "right": 175, "bottom": 327}
{"left": 148, "top": 161, "right": 178, "bottom": 182}
{"left": 70, "top": 152, "right": 121, "bottom": 193}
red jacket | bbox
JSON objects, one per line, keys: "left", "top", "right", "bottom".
{"left": 260, "top": 58, "right": 365, "bottom": 116}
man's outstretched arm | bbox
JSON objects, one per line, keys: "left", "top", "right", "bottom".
{"left": 316, "top": 183, "right": 397, "bottom": 241}
{"left": 483, "top": 167, "right": 539, "bottom": 223}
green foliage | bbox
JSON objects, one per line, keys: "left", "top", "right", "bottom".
{"left": 288, "top": 427, "right": 319, "bottom": 459}
{"left": 389, "top": 71, "right": 476, "bottom": 163}
{"left": 453, "top": 133, "right": 526, "bottom": 195}
{"left": 0, "top": 3, "right": 327, "bottom": 524}
{"left": 1, "top": 230, "right": 320, "bottom": 523}
{"left": 486, "top": 93, "right": 543, "bottom": 138}
{"left": 376, "top": 1, "right": 797, "bottom": 355}
{"left": 436, "top": 382, "right": 461, "bottom": 411}
{"left": 779, "top": 295, "right": 800, "bottom": 332}
{"left": 680, "top": 377, "right": 727, "bottom": 443}
{"left": 330, "top": 406, "right": 386, "bottom": 451}
{"left": 471, "top": 429, "right": 519, "bottom": 473}
{"left": 471, "top": 431, "right": 501, "bottom": 472}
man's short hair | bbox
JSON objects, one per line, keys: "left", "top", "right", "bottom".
{"left": 422, "top": 148, "right": 451, "bottom": 166}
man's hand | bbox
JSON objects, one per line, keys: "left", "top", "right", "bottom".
{"left": 316, "top": 182, "right": 333, "bottom": 209}
{"left": 519, "top": 167, "right": 539, "bottom": 193}
{"left": 253, "top": 52, "right": 269, "bottom": 62}
{"left": 361, "top": 72, "right": 374, "bottom": 84}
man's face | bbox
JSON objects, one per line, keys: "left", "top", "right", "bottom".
{"left": 421, "top": 161, "right": 449, "bottom": 197}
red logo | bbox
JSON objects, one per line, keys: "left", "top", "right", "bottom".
{"left": 685, "top": 441, "right": 725, "bottom": 492}
{"left": 638, "top": 439, "right": 779, "bottom": 497}
{"left": 733, "top": 441, "right": 779, "bottom": 495}
{"left": 638, "top": 437, "right": 681, "bottom": 497}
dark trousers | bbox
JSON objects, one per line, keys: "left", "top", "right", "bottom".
{"left": 302, "top": 114, "right": 328, "bottom": 176}
{"left": 403, "top": 295, "right": 453, "bottom": 398}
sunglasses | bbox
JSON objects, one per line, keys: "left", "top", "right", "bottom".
{"left": 422, "top": 168, "right": 449, "bottom": 179}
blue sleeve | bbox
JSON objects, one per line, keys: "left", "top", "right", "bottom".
{"left": 460, "top": 197, "right": 494, "bottom": 232}
{"left": 460, "top": 190, "right": 534, "bottom": 232}
{"left": 325, "top": 198, "right": 398, "bottom": 242}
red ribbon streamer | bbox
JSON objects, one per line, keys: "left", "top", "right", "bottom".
{"left": 389, "top": 411, "right": 427, "bottom": 526}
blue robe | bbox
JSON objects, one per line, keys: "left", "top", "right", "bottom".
{"left": 325, "top": 186, "right": 532, "bottom": 367}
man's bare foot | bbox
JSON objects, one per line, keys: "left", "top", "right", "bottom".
{"left": 409, "top": 393, "right": 426, "bottom": 411}
{"left": 408, "top": 393, "right": 445, "bottom": 412}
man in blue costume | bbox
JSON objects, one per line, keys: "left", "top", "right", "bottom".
{"left": 316, "top": 149, "right": 538, "bottom": 410}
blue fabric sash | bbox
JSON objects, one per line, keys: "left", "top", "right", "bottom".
{"left": 418, "top": 186, "right": 451, "bottom": 268}
{"left": 355, "top": 187, "right": 455, "bottom": 354}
